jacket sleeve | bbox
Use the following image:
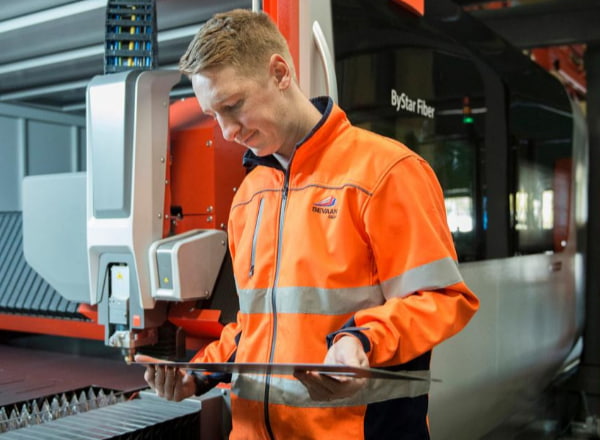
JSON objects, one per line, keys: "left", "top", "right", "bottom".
{"left": 191, "top": 312, "right": 242, "bottom": 363}
{"left": 355, "top": 155, "right": 479, "bottom": 367}
{"left": 191, "top": 211, "right": 243, "bottom": 365}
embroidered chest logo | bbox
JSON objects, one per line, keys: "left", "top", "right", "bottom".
{"left": 312, "top": 196, "right": 338, "bottom": 219}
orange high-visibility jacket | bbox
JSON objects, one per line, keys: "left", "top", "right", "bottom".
{"left": 196, "top": 98, "right": 479, "bottom": 439}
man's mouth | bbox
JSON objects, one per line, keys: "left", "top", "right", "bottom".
{"left": 238, "top": 131, "right": 256, "bottom": 146}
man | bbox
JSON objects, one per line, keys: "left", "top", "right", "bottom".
{"left": 138, "top": 8, "right": 479, "bottom": 439}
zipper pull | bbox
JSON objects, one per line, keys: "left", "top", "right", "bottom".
{"left": 249, "top": 265, "right": 255, "bottom": 277}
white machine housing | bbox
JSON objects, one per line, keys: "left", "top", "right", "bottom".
{"left": 86, "top": 69, "right": 180, "bottom": 310}
{"left": 149, "top": 229, "right": 227, "bottom": 301}
{"left": 85, "top": 69, "right": 229, "bottom": 355}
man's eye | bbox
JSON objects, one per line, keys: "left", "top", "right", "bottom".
{"left": 225, "top": 101, "right": 242, "bottom": 111}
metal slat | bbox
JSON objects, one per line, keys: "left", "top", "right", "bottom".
{"left": 0, "top": 395, "right": 201, "bottom": 439}
{"left": 0, "top": 430, "right": 44, "bottom": 440}
{"left": 0, "top": 212, "right": 83, "bottom": 318}
{"left": 43, "top": 412, "right": 131, "bottom": 438}
{"left": 19, "top": 268, "right": 39, "bottom": 311}
{"left": 68, "top": 404, "right": 150, "bottom": 433}
{"left": 14, "top": 422, "right": 95, "bottom": 440}
{"left": 7, "top": 215, "right": 26, "bottom": 310}
{"left": 5, "top": 263, "right": 26, "bottom": 310}
{"left": 28, "top": 274, "right": 47, "bottom": 312}
{"left": 0, "top": 214, "right": 21, "bottom": 309}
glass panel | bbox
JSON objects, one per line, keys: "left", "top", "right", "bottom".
{"left": 509, "top": 99, "right": 573, "bottom": 254}
{"left": 332, "top": 0, "right": 486, "bottom": 261}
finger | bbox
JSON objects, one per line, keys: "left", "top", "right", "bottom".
{"left": 294, "top": 371, "right": 325, "bottom": 400}
{"left": 174, "top": 373, "right": 196, "bottom": 402}
{"left": 163, "top": 367, "right": 178, "bottom": 400}
{"left": 134, "top": 353, "right": 163, "bottom": 363}
{"left": 293, "top": 370, "right": 310, "bottom": 381}
{"left": 144, "top": 365, "right": 157, "bottom": 389}
{"left": 135, "top": 354, "right": 165, "bottom": 392}
{"left": 295, "top": 371, "right": 340, "bottom": 401}
{"left": 319, "top": 372, "right": 345, "bottom": 384}
{"left": 154, "top": 366, "right": 166, "bottom": 397}
{"left": 331, "top": 376, "right": 366, "bottom": 399}
{"left": 298, "top": 369, "right": 368, "bottom": 401}
{"left": 294, "top": 371, "right": 323, "bottom": 387}
{"left": 358, "top": 355, "right": 369, "bottom": 368}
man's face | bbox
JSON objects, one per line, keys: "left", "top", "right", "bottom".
{"left": 191, "top": 64, "right": 289, "bottom": 158}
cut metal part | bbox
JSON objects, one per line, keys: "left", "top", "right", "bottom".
{"left": 0, "top": 387, "right": 128, "bottom": 433}
{"left": 133, "top": 361, "right": 438, "bottom": 381}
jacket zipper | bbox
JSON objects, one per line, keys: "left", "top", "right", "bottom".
{"left": 263, "top": 171, "right": 290, "bottom": 440}
{"left": 249, "top": 198, "right": 265, "bottom": 278}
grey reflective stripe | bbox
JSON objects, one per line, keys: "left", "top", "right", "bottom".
{"left": 238, "top": 285, "right": 385, "bottom": 315}
{"left": 231, "top": 371, "right": 430, "bottom": 408}
{"left": 249, "top": 197, "right": 265, "bottom": 278}
{"left": 381, "top": 257, "right": 463, "bottom": 300}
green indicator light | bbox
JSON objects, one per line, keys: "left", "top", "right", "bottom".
{"left": 463, "top": 116, "right": 474, "bottom": 124}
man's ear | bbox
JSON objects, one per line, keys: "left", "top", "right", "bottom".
{"left": 269, "top": 54, "right": 292, "bottom": 90}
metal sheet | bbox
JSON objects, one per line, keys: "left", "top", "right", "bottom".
{"left": 133, "top": 361, "right": 435, "bottom": 381}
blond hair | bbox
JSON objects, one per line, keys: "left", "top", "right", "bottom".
{"left": 179, "top": 9, "right": 293, "bottom": 77}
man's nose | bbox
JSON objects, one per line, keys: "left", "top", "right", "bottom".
{"left": 218, "top": 116, "right": 240, "bottom": 142}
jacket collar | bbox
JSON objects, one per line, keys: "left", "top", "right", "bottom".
{"left": 242, "top": 96, "right": 338, "bottom": 172}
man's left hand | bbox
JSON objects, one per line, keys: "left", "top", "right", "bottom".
{"left": 294, "top": 335, "right": 369, "bottom": 401}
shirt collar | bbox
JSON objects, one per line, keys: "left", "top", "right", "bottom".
{"left": 242, "top": 96, "right": 334, "bottom": 172}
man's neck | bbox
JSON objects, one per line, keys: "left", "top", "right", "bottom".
{"left": 273, "top": 153, "right": 290, "bottom": 170}
{"left": 279, "top": 96, "right": 324, "bottom": 160}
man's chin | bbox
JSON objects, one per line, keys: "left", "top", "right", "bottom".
{"left": 248, "top": 147, "right": 272, "bottom": 157}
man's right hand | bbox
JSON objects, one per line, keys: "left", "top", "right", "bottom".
{"left": 135, "top": 354, "right": 197, "bottom": 402}
{"left": 294, "top": 335, "right": 369, "bottom": 401}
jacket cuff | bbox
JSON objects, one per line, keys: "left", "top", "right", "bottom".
{"left": 191, "top": 372, "right": 227, "bottom": 396}
{"left": 326, "top": 326, "right": 371, "bottom": 353}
